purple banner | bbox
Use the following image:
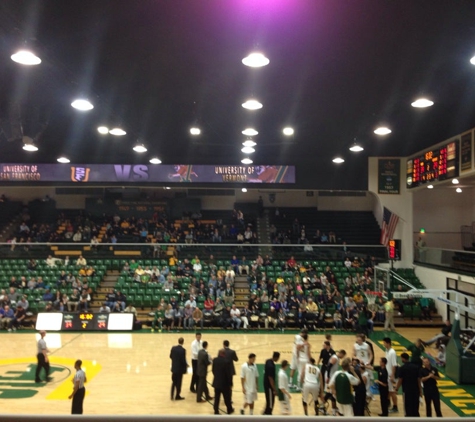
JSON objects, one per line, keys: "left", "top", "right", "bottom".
{"left": 0, "top": 164, "right": 295, "bottom": 184}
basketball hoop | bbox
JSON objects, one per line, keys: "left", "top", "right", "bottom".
{"left": 365, "top": 291, "right": 382, "bottom": 312}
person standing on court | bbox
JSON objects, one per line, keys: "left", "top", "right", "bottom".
{"left": 419, "top": 357, "right": 443, "bottom": 417}
{"left": 328, "top": 357, "right": 360, "bottom": 417}
{"left": 212, "top": 348, "right": 234, "bottom": 415}
{"left": 170, "top": 337, "right": 188, "bottom": 400}
{"left": 375, "top": 357, "right": 389, "bottom": 416}
{"left": 384, "top": 298, "right": 396, "bottom": 332}
{"left": 35, "top": 330, "right": 51, "bottom": 383}
{"left": 196, "top": 341, "right": 213, "bottom": 403}
{"left": 383, "top": 337, "right": 399, "bottom": 413}
{"left": 240, "top": 353, "right": 259, "bottom": 415}
{"left": 223, "top": 339, "right": 238, "bottom": 400}
{"left": 190, "top": 332, "right": 202, "bottom": 393}
{"left": 69, "top": 359, "right": 87, "bottom": 414}
{"left": 395, "top": 352, "right": 422, "bottom": 417}
{"left": 263, "top": 351, "right": 280, "bottom": 415}
{"left": 300, "top": 357, "right": 324, "bottom": 416}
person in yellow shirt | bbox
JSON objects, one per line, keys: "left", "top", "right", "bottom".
{"left": 276, "top": 276, "right": 285, "bottom": 284}
{"left": 169, "top": 256, "right": 178, "bottom": 266}
{"left": 384, "top": 298, "right": 396, "bottom": 332}
{"left": 306, "top": 298, "right": 319, "bottom": 314}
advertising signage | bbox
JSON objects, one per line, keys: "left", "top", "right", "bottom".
{"left": 0, "top": 164, "right": 295, "bottom": 184}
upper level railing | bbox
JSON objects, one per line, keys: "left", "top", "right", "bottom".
{"left": 414, "top": 246, "right": 475, "bottom": 274}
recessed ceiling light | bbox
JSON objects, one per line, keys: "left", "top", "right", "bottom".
{"left": 332, "top": 156, "right": 345, "bottom": 164}
{"left": 57, "top": 157, "right": 70, "bottom": 163}
{"left": 427, "top": 185, "right": 434, "bottom": 189}
{"left": 283, "top": 127, "right": 294, "bottom": 136}
{"left": 349, "top": 143, "right": 364, "bottom": 152}
{"left": 242, "top": 140, "right": 257, "bottom": 147}
{"left": 242, "top": 128, "right": 258, "bottom": 136}
{"left": 149, "top": 158, "right": 162, "bottom": 164}
{"left": 22, "top": 143, "right": 38, "bottom": 152}
{"left": 241, "top": 146, "right": 255, "bottom": 154}
{"left": 241, "top": 157, "right": 253, "bottom": 164}
{"left": 452, "top": 178, "right": 459, "bottom": 184}
{"left": 374, "top": 127, "right": 392, "bottom": 135}
{"left": 133, "top": 143, "right": 147, "bottom": 153}
{"left": 242, "top": 188, "right": 248, "bottom": 193}
{"left": 164, "top": 187, "right": 171, "bottom": 190}
{"left": 242, "top": 99, "right": 263, "bottom": 110}
{"left": 456, "top": 187, "right": 462, "bottom": 193}
{"left": 411, "top": 98, "right": 434, "bottom": 108}
{"left": 11, "top": 50, "right": 41, "bottom": 65}
{"left": 470, "top": 56, "right": 475, "bottom": 65}
{"left": 71, "top": 99, "right": 93, "bottom": 111}
{"left": 242, "top": 52, "right": 269, "bottom": 67}
{"left": 97, "top": 126, "right": 109, "bottom": 134}
{"left": 109, "top": 128, "right": 126, "bottom": 136}
{"left": 190, "top": 127, "right": 201, "bottom": 135}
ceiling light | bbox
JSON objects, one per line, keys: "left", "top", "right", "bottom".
{"left": 456, "top": 188, "right": 462, "bottom": 193}
{"left": 470, "top": 56, "right": 475, "bottom": 65}
{"left": 242, "top": 99, "right": 263, "bottom": 110}
{"left": 11, "top": 50, "right": 41, "bottom": 65}
{"left": 22, "top": 143, "right": 38, "bottom": 152}
{"left": 190, "top": 127, "right": 201, "bottom": 135}
{"left": 349, "top": 143, "right": 364, "bottom": 152}
{"left": 241, "top": 146, "right": 255, "bottom": 154}
{"left": 164, "top": 187, "right": 171, "bottom": 190}
{"left": 242, "top": 139, "right": 257, "bottom": 147}
{"left": 71, "top": 99, "right": 94, "bottom": 111}
{"left": 97, "top": 126, "right": 109, "bottom": 134}
{"left": 242, "top": 52, "right": 269, "bottom": 67}
{"left": 427, "top": 185, "right": 434, "bottom": 189}
{"left": 149, "top": 158, "right": 162, "bottom": 164}
{"left": 283, "top": 127, "right": 294, "bottom": 136}
{"left": 241, "top": 157, "right": 253, "bottom": 164}
{"left": 242, "top": 128, "right": 258, "bottom": 136}
{"left": 332, "top": 156, "right": 345, "bottom": 164}
{"left": 133, "top": 143, "right": 147, "bottom": 153}
{"left": 109, "top": 128, "right": 126, "bottom": 136}
{"left": 374, "top": 127, "right": 392, "bottom": 135}
{"left": 452, "top": 178, "right": 459, "bottom": 184}
{"left": 57, "top": 157, "right": 70, "bottom": 163}
{"left": 242, "top": 188, "right": 248, "bottom": 193}
{"left": 411, "top": 98, "right": 434, "bottom": 108}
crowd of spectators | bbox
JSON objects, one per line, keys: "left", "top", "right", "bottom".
{"left": 270, "top": 216, "right": 338, "bottom": 246}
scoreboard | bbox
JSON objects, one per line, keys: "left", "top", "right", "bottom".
{"left": 35, "top": 312, "right": 134, "bottom": 331}
{"left": 388, "top": 239, "right": 401, "bottom": 261}
{"left": 406, "top": 140, "right": 459, "bottom": 188}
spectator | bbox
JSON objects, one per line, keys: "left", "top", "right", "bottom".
{"left": 230, "top": 304, "right": 242, "bottom": 329}
{"left": 76, "top": 256, "right": 87, "bottom": 266}
{"left": 192, "top": 306, "right": 204, "bottom": 330}
{"left": 99, "top": 303, "right": 111, "bottom": 313}
{"left": 0, "top": 305, "right": 14, "bottom": 329}
{"left": 69, "top": 289, "right": 80, "bottom": 311}
{"left": 8, "top": 304, "right": 26, "bottom": 331}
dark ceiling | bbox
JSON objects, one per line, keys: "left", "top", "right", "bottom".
{"left": 1, "top": 0, "right": 475, "bottom": 190}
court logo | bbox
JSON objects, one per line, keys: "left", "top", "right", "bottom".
{"left": 71, "top": 167, "right": 91, "bottom": 182}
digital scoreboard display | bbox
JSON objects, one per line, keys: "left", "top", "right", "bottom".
{"left": 388, "top": 239, "right": 401, "bottom": 261}
{"left": 35, "top": 312, "right": 134, "bottom": 331}
{"left": 406, "top": 140, "right": 459, "bottom": 188}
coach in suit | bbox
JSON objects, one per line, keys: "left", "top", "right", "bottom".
{"left": 170, "top": 337, "right": 188, "bottom": 400}
{"left": 212, "top": 349, "right": 234, "bottom": 415}
{"left": 223, "top": 339, "right": 238, "bottom": 401}
{"left": 197, "top": 341, "right": 212, "bottom": 402}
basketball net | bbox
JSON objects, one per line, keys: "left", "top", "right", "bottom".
{"left": 365, "top": 291, "right": 382, "bottom": 312}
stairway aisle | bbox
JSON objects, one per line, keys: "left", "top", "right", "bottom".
{"left": 92, "top": 270, "right": 119, "bottom": 311}
{"left": 256, "top": 209, "right": 272, "bottom": 257}
{"left": 234, "top": 275, "right": 249, "bottom": 308}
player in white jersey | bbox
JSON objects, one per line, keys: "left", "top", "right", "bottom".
{"left": 353, "top": 334, "right": 372, "bottom": 365}
{"left": 240, "top": 353, "right": 259, "bottom": 415}
{"left": 296, "top": 333, "right": 311, "bottom": 390}
{"left": 289, "top": 329, "right": 307, "bottom": 388}
{"left": 300, "top": 358, "right": 324, "bottom": 416}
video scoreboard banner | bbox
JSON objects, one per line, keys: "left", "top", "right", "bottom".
{"left": 35, "top": 312, "right": 134, "bottom": 331}
{"left": 406, "top": 140, "right": 459, "bottom": 188}
{"left": 0, "top": 164, "right": 295, "bottom": 184}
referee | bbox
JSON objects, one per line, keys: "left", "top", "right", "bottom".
{"left": 69, "top": 359, "right": 87, "bottom": 414}
{"left": 35, "top": 330, "right": 51, "bottom": 383}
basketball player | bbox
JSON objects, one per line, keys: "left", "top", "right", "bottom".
{"left": 296, "top": 333, "right": 311, "bottom": 391}
{"left": 353, "top": 334, "right": 373, "bottom": 365}
{"left": 240, "top": 353, "right": 259, "bottom": 415}
{"left": 323, "top": 349, "right": 346, "bottom": 416}
{"left": 289, "top": 328, "right": 307, "bottom": 388}
{"left": 300, "top": 357, "right": 324, "bottom": 416}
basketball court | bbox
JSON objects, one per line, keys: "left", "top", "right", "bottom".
{"left": 0, "top": 326, "right": 464, "bottom": 417}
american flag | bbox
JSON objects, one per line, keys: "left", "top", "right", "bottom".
{"left": 380, "top": 207, "right": 399, "bottom": 246}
